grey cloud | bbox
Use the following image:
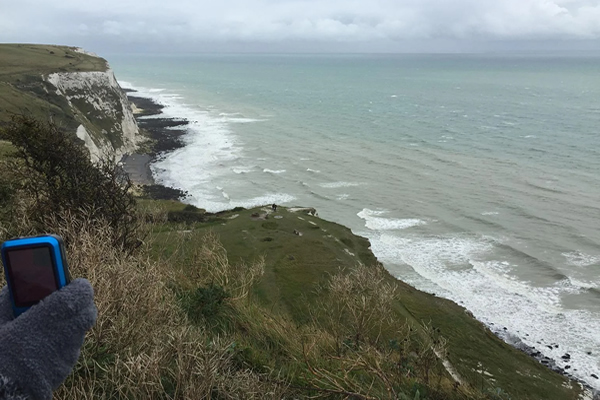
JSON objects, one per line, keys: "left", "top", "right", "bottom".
{"left": 1, "top": 0, "right": 599, "bottom": 52}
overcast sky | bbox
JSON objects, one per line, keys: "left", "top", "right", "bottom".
{"left": 2, "top": 0, "right": 600, "bottom": 53}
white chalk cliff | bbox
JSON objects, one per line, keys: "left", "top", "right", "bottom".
{"left": 45, "top": 68, "right": 141, "bottom": 162}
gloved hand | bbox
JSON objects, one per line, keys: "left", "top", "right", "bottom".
{"left": 0, "top": 279, "right": 97, "bottom": 400}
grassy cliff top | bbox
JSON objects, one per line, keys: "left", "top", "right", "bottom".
{"left": 0, "top": 44, "right": 113, "bottom": 138}
{"left": 0, "top": 44, "right": 107, "bottom": 78}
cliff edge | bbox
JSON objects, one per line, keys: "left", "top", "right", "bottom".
{"left": 0, "top": 44, "right": 141, "bottom": 161}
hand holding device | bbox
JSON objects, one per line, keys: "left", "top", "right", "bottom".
{"left": 0, "top": 235, "right": 97, "bottom": 399}
{"left": 0, "top": 279, "right": 97, "bottom": 400}
{"left": 1, "top": 235, "right": 71, "bottom": 316}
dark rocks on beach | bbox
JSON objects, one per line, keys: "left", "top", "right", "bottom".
{"left": 495, "top": 329, "right": 568, "bottom": 377}
{"left": 137, "top": 117, "right": 189, "bottom": 156}
{"left": 127, "top": 94, "right": 189, "bottom": 155}
{"left": 562, "top": 353, "right": 571, "bottom": 360}
{"left": 128, "top": 95, "right": 164, "bottom": 116}
{"left": 592, "top": 374, "right": 599, "bottom": 379}
{"left": 141, "top": 184, "right": 189, "bottom": 201}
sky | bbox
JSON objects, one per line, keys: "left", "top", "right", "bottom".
{"left": 1, "top": 0, "right": 600, "bottom": 53}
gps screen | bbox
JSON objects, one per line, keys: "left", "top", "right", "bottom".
{"left": 6, "top": 246, "right": 58, "bottom": 307}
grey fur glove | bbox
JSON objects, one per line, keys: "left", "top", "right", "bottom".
{"left": 0, "top": 279, "right": 97, "bottom": 400}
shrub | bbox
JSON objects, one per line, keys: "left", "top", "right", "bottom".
{"left": 0, "top": 115, "right": 139, "bottom": 250}
{"left": 183, "top": 283, "right": 230, "bottom": 321}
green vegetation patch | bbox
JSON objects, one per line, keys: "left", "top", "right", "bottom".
{"left": 0, "top": 44, "right": 107, "bottom": 78}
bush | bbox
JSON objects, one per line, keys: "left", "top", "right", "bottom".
{"left": 0, "top": 115, "right": 139, "bottom": 250}
{"left": 183, "top": 283, "right": 230, "bottom": 321}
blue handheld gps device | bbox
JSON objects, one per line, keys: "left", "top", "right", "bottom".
{"left": 1, "top": 235, "right": 71, "bottom": 317}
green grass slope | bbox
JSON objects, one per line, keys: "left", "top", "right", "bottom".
{"left": 146, "top": 202, "right": 581, "bottom": 399}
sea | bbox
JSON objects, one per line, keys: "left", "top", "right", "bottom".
{"left": 107, "top": 53, "right": 600, "bottom": 390}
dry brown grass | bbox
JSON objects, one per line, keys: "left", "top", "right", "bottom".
{"left": 172, "top": 230, "right": 265, "bottom": 301}
{"left": 19, "top": 213, "right": 289, "bottom": 400}
{"left": 319, "top": 263, "right": 399, "bottom": 349}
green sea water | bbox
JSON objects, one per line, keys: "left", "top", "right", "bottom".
{"left": 108, "top": 53, "right": 600, "bottom": 388}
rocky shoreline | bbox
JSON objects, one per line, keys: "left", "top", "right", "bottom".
{"left": 120, "top": 90, "right": 189, "bottom": 201}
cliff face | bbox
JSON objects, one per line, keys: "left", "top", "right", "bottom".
{"left": 45, "top": 68, "right": 140, "bottom": 161}
{"left": 0, "top": 44, "right": 141, "bottom": 161}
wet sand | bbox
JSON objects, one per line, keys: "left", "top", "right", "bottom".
{"left": 121, "top": 153, "right": 154, "bottom": 185}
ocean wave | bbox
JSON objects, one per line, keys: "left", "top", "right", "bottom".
{"left": 231, "top": 166, "right": 254, "bottom": 174}
{"left": 319, "top": 181, "right": 361, "bottom": 189}
{"left": 263, "top": 168, "right": 286, "bottom": 174}
{"left": 562, "top": 251, "right": 600, "bottom": 267}
{"left": 357, "top": 209, "right": 427, "bottom": 231}
{"left": 226, "top": 117, "right": 268, "bottom": 124}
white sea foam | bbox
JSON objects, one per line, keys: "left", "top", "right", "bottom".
{"left": 124, "top": 85, "right": 242, "bottom": 196}
{"left": 120, "top": 81, "right": 287, "bottom": 215}
{"left": 567, "top": 277, "right": 600, "bottom": 290}
{"left": 481, "top": 211, "right": 500, "bottom": 216}
{"left": 562, "top": 251, "right": 600, "bottom": 267}
{"left": 362, "top": 229, "right": 600, "bottom": 390}
{"left": 319, "top": 181, "right": 361, "bottom": 189}
{"left": 263, "top": 168, "right": 286, "bottom": 174}
{"left": 358, "top": 209, "right": 427, "bottom": 231}
{"left": 231, "top": 166, "right": 254, "bottom": 174}
{"left": 226, "top": 117, "right": 267, "bottom": 124}
{"left": 306, "top": 168, "right": 321, "bottom": 173}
